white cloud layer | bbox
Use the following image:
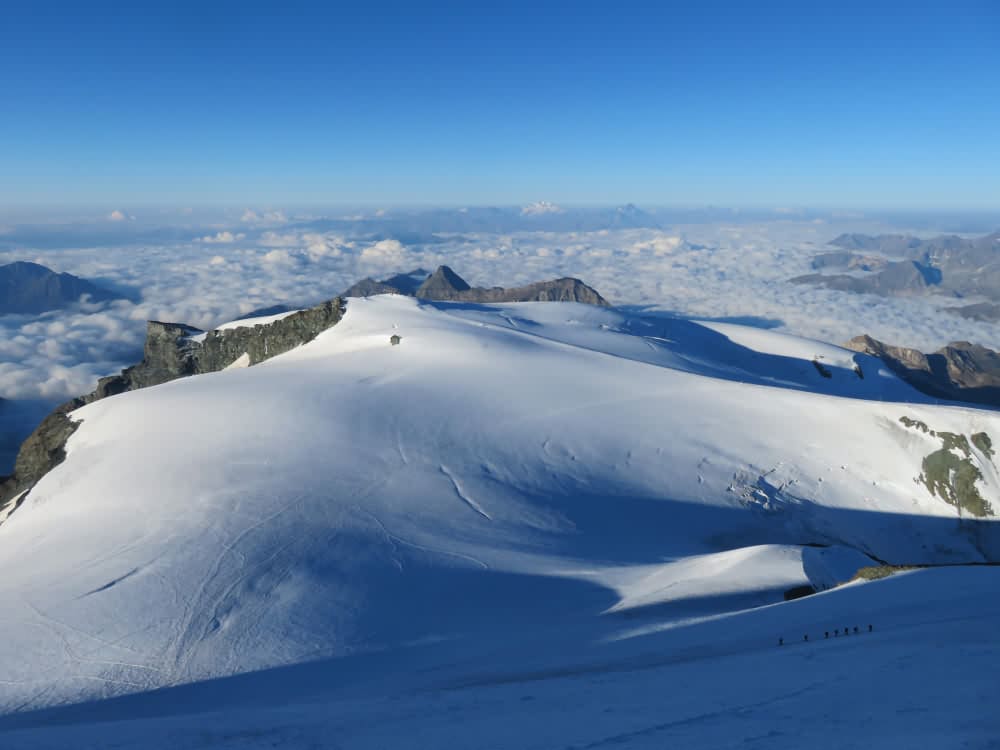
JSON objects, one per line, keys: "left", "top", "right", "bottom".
{"left": 200, "top": 231, "right": 245, "bottom": 244}
{"left": 0, "top": 219, "right": 996, "bottom": 413}
{"left": 240, "top": 209, "right": 289, "bottom": 225}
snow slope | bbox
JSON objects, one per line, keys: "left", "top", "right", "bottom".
{"left": 3, "top": 566, "right": 997, "bottom": 749}
{"left": 0, "top": 296, "right": 997, "bottom": 737}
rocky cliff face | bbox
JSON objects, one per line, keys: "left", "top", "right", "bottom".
{"left": 0, "top": 298, "right": 345, "bottom": 516}
{"left": 845, "top": 335, "right": 1000, "bottom": 408}
{"left": 345, "top": 266, "right": 610, "bottom": 306}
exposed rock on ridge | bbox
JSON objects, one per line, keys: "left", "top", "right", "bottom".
{"left": 344, "top": 266, "right": 610, "bottom": 306}
{"left": 0, "top": 298, "right": 345, "bottom": 515}
{"left": 342, "top": 278, "right": 403, "bottom": 298}
{"left": 415, "top": 266, "right": 472, "bottom": 298}
{"left": 845, "top": 335, "right": 1000, "bottom": 408}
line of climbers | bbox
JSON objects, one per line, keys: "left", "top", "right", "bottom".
{"left": 778, "top": 624, "right": 873, "bottom": 646}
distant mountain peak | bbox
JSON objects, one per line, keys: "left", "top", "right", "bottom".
{"left": 416, "top": 265, "right": 472, "bottom": 298}
{"left": 343, "top": 266, "right": 609, "bottom": 306}
{"left": 0, "top": 261, "right": 120, "bottom": 314}
{"left": 521, "top": 201, "right": 563, "bottom": 216}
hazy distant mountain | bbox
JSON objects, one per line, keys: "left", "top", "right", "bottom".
{"left": 947, "top": 302, "right": 1000, "bottom": 323}
{"left": 342, "top": 269, "right": 433, "bottom": 299}
{"left": 809, "top": 251, "right": 888, "bottom": 272}
{"left": 793, "top": 231, "right": 1000, "bottom": 306}
{"left": 521, "top": 201, "right": 563, "bottom": 215}
{"left": 0, "top": 261, "right": 119, "bottom": 314}
{"left": 380, "top": 268, "right": 432, "bottom": 295}
{"left": 292, "top": 205, "right": 661, "bottom": 236}
{"left": 791, "top": 260, "right": 941, "bottom": 296}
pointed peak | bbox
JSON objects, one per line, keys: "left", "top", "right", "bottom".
{"left": 416, "top": 266, "right": 471, "bottom": 299}
{"left": 429, "top": 265, "right": 470, "bottom": 291}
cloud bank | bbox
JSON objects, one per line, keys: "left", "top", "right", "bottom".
{"left": 0, "top": 218, "right": 995, "bottom": 411}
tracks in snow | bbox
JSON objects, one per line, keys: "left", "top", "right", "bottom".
{"left": 440, "top": 465, "right": 492, "bottom": 520}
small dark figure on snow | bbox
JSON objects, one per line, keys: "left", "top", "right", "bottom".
{"left": 868, "top": 624, "right": 873, "bottom": 632}
{"left": 803, "top": 634, "right": 809, "bottom": 641}
{"left": 834, "top": 629, "right": 839, "bottom": 637}
{"left": 824, "top": 631, "right": 829, "bottom": 639}
{"left": 853, "top": 626, "right": 859, "bottom": 634}
{"left": 778, "top": 637, "right": 783, "bottom": 646}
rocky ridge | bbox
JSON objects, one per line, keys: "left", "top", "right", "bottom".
{"left": 0, "top": 298, "right": 345, "bottom": 516}
{"left": 845, "top": 335, "right": 1000, "bottom": 408}
{"left": 0, "top": 268, "right": 610, "bottom": 519}
{"left": 344, "top": 265, "right": 610, "bottom": 306}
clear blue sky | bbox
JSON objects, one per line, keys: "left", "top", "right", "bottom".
{"left": 1, "top": 0, "right": 997, "bottom": 209}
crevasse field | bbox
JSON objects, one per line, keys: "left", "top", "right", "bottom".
{"left": 0, "top": 296, "right": 997, "bottom": 748}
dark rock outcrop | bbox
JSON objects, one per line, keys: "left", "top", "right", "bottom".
{"left": 433, "top": 275, "right": 611, "bottom": 305}
{"left": 845, "top": 335, "right": 1000, "bottom": 408}
{"left": 0, "top": 405, "right": 82, "bottom": 516}
{"left": 342, "top": 278, "right": 405, "bottom": 298}
{"left": 95, "top": 299, "right": 346, "bottom": 398}
{"left": 344, "top": 266, "right": 610, "bottom": 306}
{"left": 0, "top": 261, "right": 120, "bottom": 314}
{"left": 0, "top": 298, "right": 345, "bottom": 515}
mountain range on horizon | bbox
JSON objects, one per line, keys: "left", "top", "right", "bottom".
{"left": 793, "top": 231, "right": 1000, "bottom": 321}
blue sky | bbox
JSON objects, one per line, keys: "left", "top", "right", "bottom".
{"left": 1, "top": 0, "right": 997, "bottom": 209}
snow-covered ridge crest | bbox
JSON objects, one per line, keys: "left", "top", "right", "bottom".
{"left": 0, "top": 297, "right": 346, "bottom": 515}
{"left": 0, "top": 295, "right": 997, "bottom": 714}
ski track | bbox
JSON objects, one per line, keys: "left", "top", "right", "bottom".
{"left": 355, "top": 504, "right": 490, "bottom": 571}
{"left": 568, "top": 677, "right": 838, "bottom": 750}
{"left": 440, "top": 464, "right": 493, "bottom": 521}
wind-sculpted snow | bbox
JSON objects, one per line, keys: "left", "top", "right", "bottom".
{"left": 0, "top": 296, "right": 997, "bottom": 719}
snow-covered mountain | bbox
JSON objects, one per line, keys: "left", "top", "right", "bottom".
{"left": 0, "top": 295, "right": 997, "bottom": 747}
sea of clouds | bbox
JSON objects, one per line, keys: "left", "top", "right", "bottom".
{"left": 1, "top": 212, "right": 997, "bottom": 471}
